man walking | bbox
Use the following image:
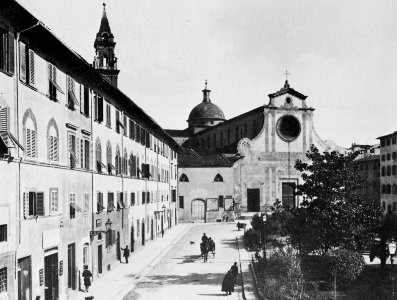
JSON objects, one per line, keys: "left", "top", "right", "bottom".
{"left": 121, "top": 245, "right": 130, "bottom": 263}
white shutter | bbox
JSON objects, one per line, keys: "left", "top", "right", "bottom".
{"left": 31, "top": 129, "right": 36, "bottom": 157}
{"left": 80, "top": 138, "right": 84, "bottom": 168}
{"left": 28, "top": 49, "right": 35, "bottom": 86}
{"left": 19, "top": 42, "right": 26, "bottom": 82}
{"left": 26, "top": 128, "right": 31, "bottom": 157}
{"left": 0, "top": 107, "right": 10, "bottom": 146}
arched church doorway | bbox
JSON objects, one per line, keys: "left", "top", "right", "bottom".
{"left": 191, "top": 199, "right": 205, "bottom": 222}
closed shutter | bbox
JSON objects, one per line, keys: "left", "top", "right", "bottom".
{"left": 28, "top": 49, "right": 35, "bottom": 86}
{"left": 94, "top": 95, "right": 98, "bottom": 120}
{"left": 8, "top": 32, "right": 14, "bottom": 74}
{"left": 80, "top": 138, "right": 84, "bottom": 168}
{"left": 49, "top": 136, "right": 54, "bottom": 160}
{"left": 84, "top": 140, "right": 90, "bottom": 170}
{"left": 31, "top": 130, "right": 36, "bottom": 157}
{"left": 0, "top": 107, "right": 10, "bottom": 147}
{"left": 84, "top": 87, "right": 89, "bottom": 116}
{"left": 142, "top": 191, "right": 145, "bottom": 204}
{"left": 36, "top": 192, "right": 44, "bottom": 216}
{"left": 26, "top": 128, "right": 31, "bottom": 156}
{"left": 75, "top": 136, "right": 79, "bottom": 165}
{"left": 23, "top": 192, "right": 29, "bottom": 218}
{"left": 53, "top": 137, "right": 58, "bottom": 161}
{"left": 98, "top": 96, "right": 103, "bottom": 123}
{"left": 19, "top": 42, "right": 26, "bottom": 82}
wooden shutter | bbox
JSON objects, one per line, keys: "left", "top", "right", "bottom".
{"left": 53, "top": 137, "right": 58, "bottom": 161}
{"left": 31, "top": 130, "right": 36, "bottom": 157}
{"left": 80, "top": 138, "right": 84, "bottom": 168}
{"left": 84, "top": 140, "right": 90, "bottom": 170}
{"left": 8, "top": 32, "right": 14, "bottom": 74}
{"left": 98, "top": 96, "right": 103, "bottom": 122}
{"left": 36, "top": 192, "right": 44, "bottom": 216}
{"left": 28, "top": 49, "right": 35, "bottom": 86}
{"left": 23, "top": 192, "right": 29, "bottom": 218}
{"left": 0, "top": 107, "right": 10, "bottom": 147}
{"left": 84, "top": 87, "right": 89, "bottom": 116}
{"left": 19, "top": 42, "right": 26, "bottom": 82}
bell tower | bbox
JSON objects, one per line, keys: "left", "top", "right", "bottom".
{"left": 93, "top": 3, "right": 120, "bottom": 87}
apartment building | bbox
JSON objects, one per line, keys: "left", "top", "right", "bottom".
{"left": 0, "top": 1, "right": 179, "bottom": 299}
{"left": 378, "top": 132, "right": 397, "bottom": 214}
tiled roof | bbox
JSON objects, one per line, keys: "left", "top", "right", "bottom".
{"left": 178, "top": 149, "right": 240, "bottom": 168}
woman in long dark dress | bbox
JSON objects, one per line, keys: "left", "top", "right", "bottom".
{"left": 82, "top": 265, "right": 93, "bottom": 292}
{"left": 221, "top": 270, "right": 234, "bottom": 295}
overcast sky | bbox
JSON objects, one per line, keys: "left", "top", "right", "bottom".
{"left": 17, "top": 0, "right": 397, "bottom": 147}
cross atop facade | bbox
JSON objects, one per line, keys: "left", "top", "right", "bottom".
{"left": 205, "top": 79, "right": 208, "bottom": 89}
{"left": 284, "top": 70, "right": 290, "bottom": 81}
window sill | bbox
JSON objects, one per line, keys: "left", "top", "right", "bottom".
{"left": 0, "top": 69, "right": 13, "bottom": 77}
{"left": 19, "top": 80, "right": 37, "bottom": 92}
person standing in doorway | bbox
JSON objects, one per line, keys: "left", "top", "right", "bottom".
{"left": 161, "top": 229, "right": 164, "bottom": 237}
{"left": 82, "top": 266, "right": 92, "bottom": 292}
{"left": 121, "top": 245, "right": 130, "bottom": 263}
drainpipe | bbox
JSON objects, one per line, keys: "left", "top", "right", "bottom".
{"left": 14, "top": 22, "right": 40, "bottom": 283}
{"left": 90, "top": 90, "right": 94, "bottom": 274}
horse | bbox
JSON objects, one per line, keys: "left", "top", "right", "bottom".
{"left": 208, "top": 239, "right": 216, "bottom": 256}
{"left": 200, "top": 241, "right": 209, "bottom": 262}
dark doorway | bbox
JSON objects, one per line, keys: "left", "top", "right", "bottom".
{"left": 141, "top": 221, "right": 145, "bottom": 245}
{"left": 247, "top": 188, "right": 260, "bottom": 212}
{"left": 67, "top": 243, "right": 76, "bottom": 290}
{"left": 282, "top": 182, "right": 296, "bottom": 208}
{"left": 116, "top": 231, "right": 121, "bottom": 262}
{"left": 18, "top": 256, "right": 32, "bottom": 300}
{"left": 151, "top": 219, "right": 154, "bottom": 240}
{"left": 44, "top": 253, "right": 59, "bottom": 300}
{"left": 130, "top": 226, "right": 134, "bottom": 252}
{"left": 161, "top": 215, "right": 164, "bottom": 233}
{"left": 98, "top": 245, "right": 103, "bottom": 274}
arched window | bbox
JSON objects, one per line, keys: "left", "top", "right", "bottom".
{"left": 214, "top": 173, "right": 223, "bottom": 182}
{"left": 23, "top": 109, "right": 37, "bottom": 158}
{"left": 96, "top": 139, "right": 102, "bottom": 172}
{"left": 47, "top": 119, "right": 59, "bottom": 161}
{"left": 179, "top": 173, "right": 189, "bottom": 182}
{"left": 106, "top": 142, "right": 112, "bottom": 174}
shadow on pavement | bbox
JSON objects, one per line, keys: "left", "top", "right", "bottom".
{"left": 172, "top": 254, "right": 203, "bottom": 264}
{"left": 219, "top": 238, "right": 238, "bottom": 249}
{"left": 137, "top": 272, "right": 226, "bottom": 286}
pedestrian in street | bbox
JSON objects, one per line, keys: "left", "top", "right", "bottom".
{"left": 202, "top": 233, "right": 208, "bottom": 243}
{"left": 121, "top": 245, "right": 130, "bottom": 263}
{"left": 82, "top": 265, "right": 92, "bottom": 293}
{"left": 161, "top": 229, "right": 164, "bottom": 237}
{"left": 231, "top": 262, "right": 238, "bottom": 284}
{"left": 221, "top": 270, "right": 234, "bottom": 295}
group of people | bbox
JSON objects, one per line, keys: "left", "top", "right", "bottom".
{"left": 221, "top": 262, "right": 239, "bottom": 295}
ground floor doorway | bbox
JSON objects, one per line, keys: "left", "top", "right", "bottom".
{"left": 44, "top": 253, "right": 59, "bottom": 300}
{"left": 247, "top": 188, "right": 260, "bottom": 212}
{"left": 18, "top": 256, "right": 32, "bottom": 300}
{"left": 282, "top": 182, "right": 296, "bottom": 208}
{"left": 67, "top": 243, "right": 76, "bottom": 290}
{"left": 191, "top": 199, "right": 205, "bottom": 222}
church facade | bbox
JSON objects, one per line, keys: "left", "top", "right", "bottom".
{"left": 169, "top": 81, "right": 344, "bottom": 222}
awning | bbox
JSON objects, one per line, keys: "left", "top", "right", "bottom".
{"left": 117, "top": 197, "right": 124, "bottom": 209}
{"left": 97, "top": 201, "right": 105, "bottom": 210}
{"left": 109, "top": 163, "right": 116, "bottom": 171}
{"left": 97, "top": 160, "right": 107, "bottom": 169}
{"left": 0, "top": 131, "right": 24, "bottom": 150}
{"left": 68, "top": 89, "right": 79, "bottom": 106}
{"left": 50, "top": 78, "right": 64, "bottom": 94}
{"left": 68, "top": 150, "right": 77, "bottom": 163}
{"left": 70, "top": 202, "right": 82, "bottom": 212}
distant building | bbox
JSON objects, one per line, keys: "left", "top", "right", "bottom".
{"left": 352, "top": 144, "right": 380, "bottom": 206}
{"left": 168, "top": 81, "right": 345, "bottom": 222}
{"left": 378, "top": 133, "right": 397, "bottom": 213}
{"left": 0, "top": 1, "right": 179, "bottom": 299}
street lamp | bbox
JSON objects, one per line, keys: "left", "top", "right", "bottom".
{"left": 90, "top": 218, "right": 112, "bottom": 239}
{"left": 389, "top": 240, "right": 396, "bottom": 300}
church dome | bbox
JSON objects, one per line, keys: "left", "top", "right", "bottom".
{"left": 187, "top": 81, "right": 226, "bottom": 128}
{"left": 188, "top": 102, "right": 225, "bottom": 122}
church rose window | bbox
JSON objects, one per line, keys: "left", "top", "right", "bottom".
{"left": 276, "top": 115, "right": 301, "bottom": 142}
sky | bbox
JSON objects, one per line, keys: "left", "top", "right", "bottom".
{"left": 16, "top": 0, "right": 397, "bottom": 147}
